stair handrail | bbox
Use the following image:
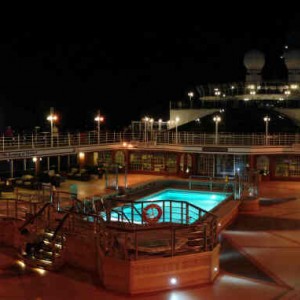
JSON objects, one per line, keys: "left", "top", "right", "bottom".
{"left": 18, "top": 202, "right": 53, "bottom": 231}
{"left": 51, "top": 207, "right": 75, "bottom": 241}
{"left": 53, "top": 191, "right": 84, "bottom": 212}
{"left": 110, "top": 208, "right": 132, "bottom": 224}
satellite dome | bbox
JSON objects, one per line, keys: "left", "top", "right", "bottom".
{"left": 284, "top": 49, "right": 300, "bottom": 70}
{"left": 243, "top": 50, "right": 265, "bottom": 70}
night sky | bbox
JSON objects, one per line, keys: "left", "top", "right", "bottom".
{"left": 0, "top": 11, "right": 299, "bottom": 132}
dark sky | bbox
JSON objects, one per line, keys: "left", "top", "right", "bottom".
{"left": 0, "top": 11, "right": 299, "bottom": 132}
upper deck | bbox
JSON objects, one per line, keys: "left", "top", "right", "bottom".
{"left": 1, "top": 131, "right": 300, "bottom": 160}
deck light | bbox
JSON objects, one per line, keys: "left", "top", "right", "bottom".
{"left": 188, "top": 91, "right": 194, "bottom": 107}
{"left": 94, "top": 110, "right": 104, "bottom": 144}
{"left": 47, "top": 110, "right": 58, "bottom": 147}
{"left": 213, "top": 115, "right": 221, "bottom": 144}
{"left": 263, "top": 116, "right": 271, "bottom": 145}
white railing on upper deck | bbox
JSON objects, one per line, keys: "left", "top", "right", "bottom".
{"left": 0, "top": 131, "right": 300, "bottom": 151}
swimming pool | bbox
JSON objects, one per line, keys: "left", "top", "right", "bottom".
{"left": 109, "top": 189, "right": 230, "bottom": 224}
{"left": 138, "top": 189, "right": 229, "bottom": 210}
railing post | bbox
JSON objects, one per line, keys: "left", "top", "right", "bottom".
{"left": 181, "top": 202, "right": 183, "bottom": 224}
{"left": 17, "top": 135, "right": 20, "bottom": 149}
{"left": 131, "top": 202, "right": 134, "bottom": 224}
{"left": 186, "top": 202, "right": 189, "bottom": 224}
{"left": 2, "top": 135, "right": 4, "bottom": 151}
{"left": 203, "top": 224, "right": 207, "bottom": 251}
{"left": 78, "top": 132, "right": 81, "bottom": 145}
{"left": 68, "top": 133, "right": 71, "bottom": 146}
{"left": 15, "top": 199, "right": 18, "bottom": 219}
{"left": 32, "top": 134, "right": 34, "bottom": 148}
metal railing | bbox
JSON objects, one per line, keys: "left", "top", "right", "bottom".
{"left": 0, "top": 180, "right": 221, "bottom": 261}
{"left": 0, "top": 198, "right": 46, "bottom": 220}
{"left": 104, "top": 200, "right": 215, "bottom": 226}
{"left": 18, "top": 202, "right": 52, "bottom": 231}
{"left": 171, "top": 81, "right": 300, "bottom": 109}
{"left": 103, "top": 212, "right": 218, "bottom": 260}
{"left": 1, "top": 130, "right": 300, "bottom": 151}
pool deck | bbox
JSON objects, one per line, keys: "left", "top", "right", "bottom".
{"left": 1, "top": 177, "right": 300, "bottom": 299}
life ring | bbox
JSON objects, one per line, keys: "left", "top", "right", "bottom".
{"left": 142, "top": 204, "right": 162, "bottom": 224}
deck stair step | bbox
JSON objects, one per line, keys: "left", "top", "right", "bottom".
{"left": 37, "top": 249, "right": 60, "bottom": 259}
{"left": 43, "top": 239, "right": 62, "bottom": 249}
{"left": 188, "top": 231, "right": 204, "bottom": 236}
{"left": 21, "top": 226, "right": 66, "bottom": 271}
{"left": 42, "top": 234, "right": 65, "bottom": 243}
{"left": 187, "top": 239, "right": 204, "bottom": 246}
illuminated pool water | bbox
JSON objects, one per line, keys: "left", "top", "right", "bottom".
{"left": 109, "top": 189, "right": 231, "bottom": 224}
{"left": 138, "top": 189, "right": 229, "bottom": 210}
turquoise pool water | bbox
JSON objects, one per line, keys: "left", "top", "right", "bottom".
{"left": 109, "top": 189, "right": 230, "bottom": 224}
{"left": 138, "top": 189, "right": 229, "bottom": 210}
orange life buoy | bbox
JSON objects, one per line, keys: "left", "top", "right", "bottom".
{"left": 142, "top": 204, "right": 162, "bottom": 224}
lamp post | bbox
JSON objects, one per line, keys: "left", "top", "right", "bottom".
{"left": 158, "top": 118, "right": 162, "bottom": 131}
{"left": 263, "top": 116, "right": 271, "bottom": 145}
{"left": 34, "top": 126, "right": 40, "bottom": 143}
{"left": 213, "top": 115, "right": 221, "bottom": 144}
{"left": 188, "top": 91, "right": 194, "bottom": 108}
{"left": 47, "top": 112, "right": 57, "bottom": 147}
{"left": 175, "top": 117, "right": 180, "bottom": 143}
{"left": 94, "top": 110, "right": 104, "bottom": 144}
{"left": 144, "top": 117, "right": 149, "bottom": 142}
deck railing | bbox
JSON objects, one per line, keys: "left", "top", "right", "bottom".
{"left": 104, "top": 199, "right": 215, "bottom": 226}
{"left": 1, "top": 131, "right": 300, "bottom": 151}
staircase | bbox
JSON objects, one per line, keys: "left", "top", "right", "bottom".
{"left": 21, "top": 209, "right": 68, "bottom": 271}
{"left": 186, "top": 223, "right": 206, "bottom": 250}
{"left": 185, "top": 217, "right": 217, "bottom": 252}
{"left": 22, "top": 228, "right": 66, "bottom": 270}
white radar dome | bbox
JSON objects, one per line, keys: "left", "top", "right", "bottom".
{"left": 243, "top": 50, "right": 265, "bottom": 71}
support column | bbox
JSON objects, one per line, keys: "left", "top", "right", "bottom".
{"left": 124, "top": 150, "right": 130, "bottom": 172}
{"left": 35, "top": 157, "right": 41, "bottom": 176}
{"left": 124, "top": 150, "right": 129, "bottom": 188}
{"left": 249, "top": 155, "right": 255, "bottom": 169}
{"left": 10, "top": 160, "right": 14, "bottom": 178}
{"left": 47, "top": 157, "right": 50, "bottom": 171}
{"left": 78, "top": 152, "right": 85, "bottom": 169}
{"left": 23, "top": 159, "right": 27, "bottom": 171}
{"left": 67, "top": 155, "right": 70, "bottom": 169}
{"left": 115, "top": 164, "right": 119, "bottom": 190}
{"left": 57, "top": 156, "right": 61, "bottom": 173}
{"left": 212, "top": 155, "right": 215, "bottom": 178}
{"left": 191, "top": 153, "right": 197, "bottom": 175}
